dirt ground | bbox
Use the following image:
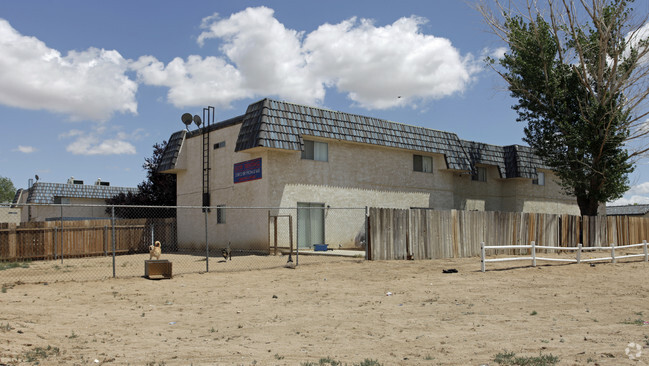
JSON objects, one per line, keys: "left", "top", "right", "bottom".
{"left": 1, "top": 253, "right": 648, "bottom": 365}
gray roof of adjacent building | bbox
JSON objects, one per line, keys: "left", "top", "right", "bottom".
{"left": 160, "top": 98, "right": 548, "bottom": 179}
{"left": 18, "top": 182, "right": 139, "bottom": 204}
{"left": 605, "top": 204, "right": 649, "bottom": 216}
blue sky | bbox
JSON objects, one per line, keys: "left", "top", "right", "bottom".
{"left": 1, "top": 0, "right": 648, "bottom": 205}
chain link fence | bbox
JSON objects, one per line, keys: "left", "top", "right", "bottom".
{"left": 0, "top": 204, "right": 367, "bottom": 285}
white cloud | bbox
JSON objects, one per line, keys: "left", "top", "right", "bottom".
{"left": 304, "top": 16, "right": 476, "bottom": 109}
{"left": 132, "top": 7, "right": 478, "bottom": 110}
{"left": 14, "top": 145, "right": 36, "bottom": 153}
{"left": 60, "top": 127, "right": 137, "bottom": 155}
{"left": 608, "top": 195, "right": 649, "bottom": 206}
{"left": 626, "top": 22, "right": 649, "bottom": 64}
{"left": 607, "top": 181, "right": 649, "bottom": 205}
{"left": 0, "top": 19, "right": 138, "bottom": 121}
{"left": 483, "top": 46, "right": 507, "bottom": 60}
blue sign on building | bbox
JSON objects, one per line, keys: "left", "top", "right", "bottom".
{"left": 233, "top": 158, "right": 262, "bottom": 184}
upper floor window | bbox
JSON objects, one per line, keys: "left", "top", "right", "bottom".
{"left": 302, "top": 140, "right": 328, "bottom": 162}
{"left": 472, "top": 167, "right": 487, "bottom": 182}
{"left": 533, "top": 172, "right": 545, "bottom": 186}
{"left": 413, "top": 155, "right": 433, "bottom": 173}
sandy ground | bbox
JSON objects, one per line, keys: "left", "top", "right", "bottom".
{"left": 0, "top": 253, "right": 648, "bottom": 365}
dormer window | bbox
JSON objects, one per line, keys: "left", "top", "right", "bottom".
{"left": 413, "top": 155, "right": 433, "bottom": 173}
{"left": 302, "top": 140, "right": 328, "bottom": 162}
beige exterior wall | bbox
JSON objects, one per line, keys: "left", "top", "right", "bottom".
{"left": 173, "top": 125, "right": 579, "bottom": 250}
{"left": 20, "top": 198, "right": 115, "bottom": 222}
{"left": 0, "top": 207, "right": 21, "bottom": 224}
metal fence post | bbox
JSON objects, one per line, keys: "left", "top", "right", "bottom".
{"left": 205, "top": 208, "right": 209, "bottom": 273}
{"left": 644, "top": 240, "right": 648, "bottom": 262}
{"left": 54, "top": 226, "right": 58, "bottom": 260}
{"left": 60, "top": 205, "right": 63, "bottom": 264}
{"left": 295, "top": 206, "right": 299, "bottom": 266}
{"left": 365, "top": 206, "right": 369, "bottom": 260}
{"left": 111, "top": 206, "right": 116, "bottom": 278}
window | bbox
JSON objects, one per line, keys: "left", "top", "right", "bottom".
{"left": 53, "top": 197, "right": 71, "bottom": 204}
{"left": 472, "top": 167, "right": 487, "bottom": 182}
{"left": 413, "top": 155, "right": 433, "bottom": 173}
{"left": 216, "top": 205, "right": 226, "bottom": 224}
{"left": 302, "top": 140, "right": 328, "bottom": 161}
{"left": 213, "top": 141, "right": 226, "bottom": 149}
{"left": 533, "top": 172, "right": 545, "bottom": 186}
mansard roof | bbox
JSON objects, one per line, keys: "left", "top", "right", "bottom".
{"left": 160, "top": 98, "right": 548, "bottom": 179}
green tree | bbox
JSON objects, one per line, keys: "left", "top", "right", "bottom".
{"left": 0, "top": 176, "right": 16, "bottom": 203}
{"left": 106, "top": 141, "right": 176, "bottom": 218}
{"left": 479, "top": 0, "right": 649, "bottom": 215}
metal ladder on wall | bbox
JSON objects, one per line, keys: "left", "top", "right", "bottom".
{"left": 202, "top": 107, "right": 214, "bottom": 209}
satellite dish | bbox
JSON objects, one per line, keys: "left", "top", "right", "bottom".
{"left": 35, "top": 174, "right": 39, "bottom": 181}
{"left": 181, "top": 113, "right": 193, "bottom": 127}
{"left": 193, "top": 114, "right": 202, "bottom": 128}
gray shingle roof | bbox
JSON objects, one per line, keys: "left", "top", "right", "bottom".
{"left": 158, "top": 130, "right": 186, "bottom": 173}
{"left": 159, "top": 115, "right": 244, "bottom": 173}
{"left": 235, "top": 98, "right": 472, "bottom": 171}
{"left": 605, "top": 204, "right": 649, "bottom": 216}
{"left": 160, "top": 98, "right": 549, "bottom": 178}
{"left": 25, "top": 182, "right": 139, "bottom": 204}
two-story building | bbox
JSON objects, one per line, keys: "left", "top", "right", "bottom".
{"left": 159, "top": 98, "right": 579, "bottom": 251}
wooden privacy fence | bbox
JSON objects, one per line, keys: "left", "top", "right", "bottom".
{"left": 368, "top": 208, "right": 649, "bottom": 260}
{"left": 481, "top": 241, "right": 649, "bottom": 272}
{"left": 0, "top": 218, "right": 176, "bottom": 261}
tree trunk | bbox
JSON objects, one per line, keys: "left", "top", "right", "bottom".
{"left": 576, "top": 195, "right": 599, "bottom": 216}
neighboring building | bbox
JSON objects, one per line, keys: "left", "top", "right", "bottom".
{"left": 159, "top": 98, "right": 579, "bottom": 251}
{"left": 13, "top": 178, "right": 138, "bottom": 222}
{"left": 606, "top": 204, "right": 649, "bottom": 217}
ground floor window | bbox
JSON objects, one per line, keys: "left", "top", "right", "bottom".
{"left": 216, "top": 205, "right": 226, "bottom": 224}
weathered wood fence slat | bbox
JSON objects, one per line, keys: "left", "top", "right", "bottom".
{"left": 0, "top": 218, "right": 176, "bottom": 261}
{"left": 369, "top": 208, "right": 649, "bottom": 261}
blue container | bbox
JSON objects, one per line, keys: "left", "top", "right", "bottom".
{"left": 314, "top": 244, "right": 328, "bottom": 251}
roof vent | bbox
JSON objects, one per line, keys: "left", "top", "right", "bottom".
{"left": 95, "top": 179, "right": 110, "bottom": 186}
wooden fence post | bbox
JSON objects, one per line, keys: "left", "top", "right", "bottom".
{"left": 611, "top": 243, "right": 616, "bottom": 264}
{"left": 576, "top": 243, "right": 582, "bottom": 264}
{"left": 480, "top": 242, "right": 485, "bottom": 272}
{"left": 531, "top": 241, "right": 536, "bottom": 267}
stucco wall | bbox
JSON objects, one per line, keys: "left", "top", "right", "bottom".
{"left": 175, "top": 124, "right": 270, "bottom": 251}
{"left": 0, "top": 207, "right": 21, "bottom": 224}
{"left": 173, "top": 126, "right": 580, "bottom": 251}
{"left": 22, "top": 198, "right": 114, "bottom": 222}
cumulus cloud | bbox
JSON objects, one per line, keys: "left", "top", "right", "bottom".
{"left": 607, "top": 181, "right": 649, "bottom": 205}
{"left": 608, "top": 195, "right": 649, "bottom": 206}
{"left": 304, "top": 16, "right": 476, "bottom": 109}
{"left": 131, "top": 6, "right": 478, "bottom": 110}
{"left": 14, "top": 145, "right": 36, "bottom": 153}
{"left": 0, "top": 19, "right": 138, "bottom": 121}
{"left": 59, "top": 127, "right": 137, "bottom": 156}
{"left": 626, "top": 22, "right": 649, "bottom": 64}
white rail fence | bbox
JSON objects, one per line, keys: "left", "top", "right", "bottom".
{"left": 480, "top": 241, "right": 649, "bottom": 272}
